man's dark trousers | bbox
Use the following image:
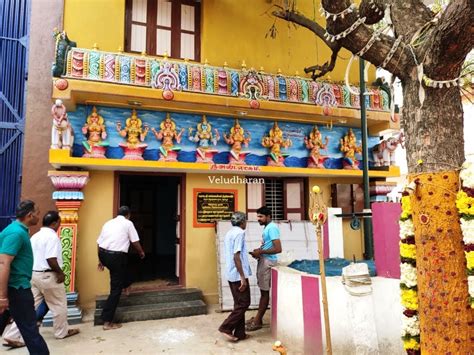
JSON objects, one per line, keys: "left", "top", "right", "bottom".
{"left": 0, "top": 287, "right": 49, "bottom": 355}
{"left": 99, "top": 249, "right": 131, "bottom": 323}
{"left": 218, "top": 279, "right": 251, "bottom": 339}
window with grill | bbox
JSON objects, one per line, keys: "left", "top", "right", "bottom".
{"left": 246, "top": 178, "right": 306, "bottom": 221}
{"left": 125, "top": 0, "right": 201, "bottom": 61}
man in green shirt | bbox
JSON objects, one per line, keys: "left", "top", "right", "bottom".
{"left": 0, "top": 200, "right": 49, "bottom": 354}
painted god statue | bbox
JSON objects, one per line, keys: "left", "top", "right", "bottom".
{"left": 188, "top": 115, "right": 220, "bottom": 163}
{"left": 116, "top": 109, "right": 149, "bottom": 160}
{"left": 51, "top": 99, "right": 74, "bottom": 150}
{"left": 223, "top": 119, "right": 251, "bottom": 165}
{"left": 81, "top": 106, "right": 109, "bottom": 158}
{"left": 304, "top": 125, "right": 329, "bottom": 169}
{"left": 151, "top": 113, "right": 184, "bottom": 162}
{"left": 340, "top": 128, "right": 362, "bottom": 169}
{"left": 261, "top": 122, "right": 292, "bottom": 167}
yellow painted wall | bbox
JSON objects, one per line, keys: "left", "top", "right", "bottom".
{"left": 308, "top": 177, "right": 365, "bottom": 260}
{"left": 76, "top": 171, "right": 115, "bottom": 308}
{"left": 184, "top": 173, "right": 246, "bottom": 303}
{"left": 63, "top": 0, "right": 373, "bottom": 82}
{"left": 63, "top": 0, "right": 125, "bottom": 52}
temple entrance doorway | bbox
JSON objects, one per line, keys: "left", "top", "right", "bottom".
{"left": 118, "top": 173, "right": 183, "bottom": 288}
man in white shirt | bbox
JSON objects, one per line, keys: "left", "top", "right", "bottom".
{"left": 97, "top": 206, "right": 145, "bottom": 330}
{"left": 3, "top": 211, "right": 80, "bottom": 346}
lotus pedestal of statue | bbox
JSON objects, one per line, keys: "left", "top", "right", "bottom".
{"left": 266, "top": 153, "right": 289, "bottom": 167}
{"left": 159, "top": 147, "right": 180, "bottom": 162}
{"left": 82, "top": 145, "right": 107, "bottom": 159}
{"left": 307, "top": 156, "right": 328, "bottom": 169}
{"left": 196, "top": 148, "right": 218, "bottom": 164}
{"left": 120, "top": 143, "right": 147, "bottom": 160}
{"left": 342, "top": 157, "right": 360, "bottom": 170}
{"left": 228, "top": 151, "right": 250, "bottom": 165}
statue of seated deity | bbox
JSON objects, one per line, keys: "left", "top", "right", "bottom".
{"left": 188, "top": 115, "right": 220, "bottom": 163}
{"left": 81, "top": 106, "right": 109, "bottom": 158}
{"left": 261, "top": 122, "right": 292, "bottom": 167}
{"left": 304, "top": 125, "right": 329, "bottom": 168}
{"left": 340, "top": 128, "right": 362, "bottom": 169}
{"left": 116, "top": 109, "right": 149, "bottom": 160}
{"left": 151, "top": 113, "right": 185, "bottom": 162}
{"left": 223, "top": 119, "right": 251, "bottom": 165}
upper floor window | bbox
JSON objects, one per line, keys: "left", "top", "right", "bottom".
{"left": 125, "top": 0, "right": 201, "bottom": 61}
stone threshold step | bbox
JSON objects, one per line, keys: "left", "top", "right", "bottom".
{"left": 94, "top": 299, "right": 207, "bottom": 325}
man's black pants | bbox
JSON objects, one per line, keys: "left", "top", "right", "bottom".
{"left": 218, "top": 279, "right": 251, "bottom": 339}
{"left": 99, "top": 249, "right": 131, "bottom": 323}
{"left": 0, "top": 287, "right": 49, "bottom": 355}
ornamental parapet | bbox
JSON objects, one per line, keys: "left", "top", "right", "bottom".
{"left": 53, "top": 44, "right": 389, "bottom": 112}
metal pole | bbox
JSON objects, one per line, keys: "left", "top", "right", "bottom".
{"left": 359, "top": 58, "right": 373, "bottom": 259}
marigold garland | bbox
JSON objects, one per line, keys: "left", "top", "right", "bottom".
{"left": 403, "top": 338, "right": 421, "bottom": 351}
{"left": 401, "top": 196, "right": 413, "bottom": 220}
{"left": 399, "top": 192, "right": 420, "bottom": 353}
{"left": 456, "top": 161, "right": 474, "bottom": 308}
{"left": 400, "top": 243, "right": 416, "bottom": 260}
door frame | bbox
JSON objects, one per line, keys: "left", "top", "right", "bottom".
{"left": 114, "top": 171, "right": 186, "bottom": 287}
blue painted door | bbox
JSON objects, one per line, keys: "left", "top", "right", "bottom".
{"left": 0, "top": 0, "right": 30, "bottom": 230}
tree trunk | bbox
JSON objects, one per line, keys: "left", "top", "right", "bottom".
{"left": 402, "top": 79, "right": 474, "bottom": 354}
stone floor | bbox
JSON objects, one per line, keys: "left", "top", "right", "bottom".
{"left": 1, "top": 307, "right": 280, "bottom": 355}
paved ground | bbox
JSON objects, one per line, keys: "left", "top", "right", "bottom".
{"left": 1, "top": 307, "right": 279, "bottom": 355}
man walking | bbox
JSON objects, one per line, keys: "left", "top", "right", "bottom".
{"left": 3, "top": 211, "right": 80, "bottom": 346}
{"left": 0, "top": 200, "right": 49, "bottom": 354}
{"left": 97, "top": 206, "right": 145, "bottom": 330}
{"left": 218, "top": 212, "right": 251, "bottom": 342}
{"left": 247, "top": 206, "right": 282, "bottom": 331}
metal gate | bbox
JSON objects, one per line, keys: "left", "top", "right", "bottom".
{"left": 0, "top": 0, "right": 30, "bottom": 230}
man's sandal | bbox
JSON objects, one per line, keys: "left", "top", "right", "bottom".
{"left": 245, "top": 321, "right": 263, "bottom": 331}
{"left": 62, "top": 328, "right": 80, "bottom": 338}
{"left": 2, "top": 338, "right": 26, "bottom": 348}
{"left": 103, "top": 322, "right": 122, "bottom": 330}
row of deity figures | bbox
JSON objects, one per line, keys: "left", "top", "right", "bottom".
{"left": 52, "top": 102, "right": 367, "bottom": 169}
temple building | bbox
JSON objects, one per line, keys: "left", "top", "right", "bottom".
{"left": 22, "top": 0, "right": 400, "bottom": 311}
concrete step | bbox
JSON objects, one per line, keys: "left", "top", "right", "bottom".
{"left": 93, "top": 299, "right": 207, "bottom": 325}
{"left": 95, "top": 288, "right": 203, "bottom": 309}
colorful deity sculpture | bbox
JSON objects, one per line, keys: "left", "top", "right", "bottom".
{"left": 340, "top": 128, "right": 362, "bottom": 169}
{"left": 51, "top": 99, "right": 74, "bottom": 151}
{"left": 223, "top": 119, "right": 251, "bottom": 165}
{"left": 261, "top": 122, "right": 292, "bottom": 167}
{"left": 116, "top": 109, "right": 149, "bottom": 160}
{"left": 152, "top": 113, "right": 184, "bottom": 162}
{"left": 304, "top": 126, "right": 329, "bottom": 169}
{"left": 188, "top": 115, "right": 220, "bottom": 163}
{"left": 81, "top": 106, "right": 109, "bottom": 158}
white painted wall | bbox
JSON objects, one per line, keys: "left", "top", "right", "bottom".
{"left": 274, "top": 267, "right": 404, "bottom": 355}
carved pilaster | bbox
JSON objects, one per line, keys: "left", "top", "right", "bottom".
{"left": 48, "top": 171, "right": 89, "bottom": 292}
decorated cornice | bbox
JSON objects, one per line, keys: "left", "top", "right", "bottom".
{"left": 55, "top": 47, "right": 389, "bottom": 112}
{"left": 47, "top": 170, "right": 90, "bottom": 200}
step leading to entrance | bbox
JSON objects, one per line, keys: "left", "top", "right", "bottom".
{"left": 93, "top": 288, "right": 207, "bottom": 325}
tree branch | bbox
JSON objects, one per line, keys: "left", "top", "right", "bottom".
{"left": 422, "top": 0, "right": 474, "bottom": 80}
{"left": 389, "top": 0, "right": 433, "bottom": 41}
{"left": 272, "top": 9, "right": 339, "bottom": 51}
{"left": 304, "top": 46, "right": 341, "bottom": 79}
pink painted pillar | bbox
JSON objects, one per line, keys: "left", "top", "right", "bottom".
{"left": 301, "top": 275, "right": 323, "bottom": 355}
{"left": 372, "top": 202, "right": 401, "bottom": 278}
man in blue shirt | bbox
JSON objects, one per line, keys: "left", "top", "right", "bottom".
{"left": 0, "top": 200, "right": 49, "bottom": 354}
{"left": 218, "top": 211, "right": 252, "bottom": 342}
{"left": 247, "top": 206, "right": 282, "bottom": 331}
